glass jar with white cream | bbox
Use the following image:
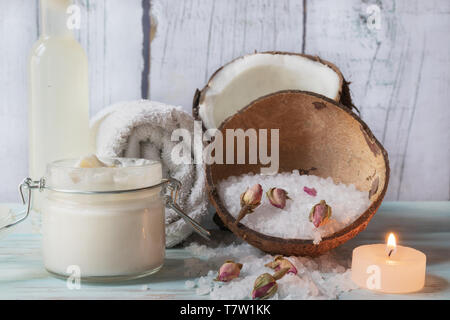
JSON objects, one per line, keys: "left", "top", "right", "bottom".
{"left": 2, "top": 156, "right": 210, "bottom": 282}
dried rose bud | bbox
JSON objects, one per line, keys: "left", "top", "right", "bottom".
{"left": 309, "top": 200, "right": 332, "bottom": 228}
{"left": 215, "top": 260, "right": 243, "bottom": 282}
{"left": 303, "top": 186, "right": 317, "bottom": 197}
{"left": 266, "top": 188, "right": 291, "bottom": 209}
{"left": 251, "top": 273, "right": 277, "bottom": 300}
{"left": 235, "top": 184, "right": 263, "bottom": 225}
{"left": 265, "top": 255, "right": 297, "bottom": 275}
{"left": 251, "top": 268, "right": 289, "bottom": 300}
{"left": 241, "top": 184, "right": 263, "bottom": 206}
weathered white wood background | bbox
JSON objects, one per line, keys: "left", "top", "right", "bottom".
{"left": 0, "top": 0, "right": 449, "bottom": 201}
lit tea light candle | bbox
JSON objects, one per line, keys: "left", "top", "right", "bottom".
{"left": 351, "top": 233, "right": 426, "bottom": 293}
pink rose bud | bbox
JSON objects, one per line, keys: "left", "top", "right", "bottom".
{"left": 215, "top": 260, "right": 243, "bottom": 282}
{"left": 252, "top": 274, "right": 277, "bottom": 300}
{"left": 303, "top": 186, "right": 317, "bottom": 197}
{"left": 309, "top": 200, "right": 332, "bottom": 228}
{"left": 266, "top": 188, "right": 291, "bottom": 209}
{"left": 241, "top": 184, "right": 263, "bottom": 206}
{"left": 235, "top": 184, "right": 263, "bottom": 225}
{"left": 265, "top": 255, "right": 297, "bottom": 275}
{"left": 251, "top": 268, "right": 289, "bottom": 300}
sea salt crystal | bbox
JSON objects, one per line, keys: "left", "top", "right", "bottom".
{"left": 196, "top": 286, "right": 211, "bottom": 296}
{"left": 217, "top": 171, "right": 371, "bottom": 243}
{"left": 185, "top": 241, "right": 356, "bottom": 300}
{"left": 195, "top": 272, "right": 216, "bottom": 295}
{"left": 184, "top": 280, "right": 196, "bottom": 289}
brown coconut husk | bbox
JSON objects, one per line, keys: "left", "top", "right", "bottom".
{"left": 193, "top": 51, "right": 358, "bottom": 127}
{"left": 205, "top": 90, "right": 389, "bottom": 256}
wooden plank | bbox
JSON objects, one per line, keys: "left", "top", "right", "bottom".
{"left": 0, "top": 0, "right": 449, "bottom": 202}
{"left": 0, "top": 202, "right": 449, "bottom": 299}
{"left": 394, "top": 2, "right": 450, "bottom": 201}
{"left": 0, "top": 1, "right": 39, "bottom": 202}
{"left": 149, "top": 0, "right": 450, "bottom": 200}
{"left": 74, "top": 0, "right": 145, "bottom": 116}
{"left": 302, "top": 0, "right": 450, "bottom": 200}
{"left": 149, "top": 0, "right": 304, "bottom": 109}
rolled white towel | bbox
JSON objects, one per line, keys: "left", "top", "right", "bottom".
{"left": 90, "top": 100, "right": 208, "bottom": 247}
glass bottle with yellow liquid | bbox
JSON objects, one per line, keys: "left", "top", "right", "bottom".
{"left": 29, "top": 0, "right": 91, "bottom": 211}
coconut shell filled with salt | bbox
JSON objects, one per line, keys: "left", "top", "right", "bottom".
{"left": 205, "top": 90, "right": 389, "bottom": 256}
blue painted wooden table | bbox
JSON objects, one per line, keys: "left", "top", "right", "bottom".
{"left": 0, "top": 202, "right": 448, "bottom": 300}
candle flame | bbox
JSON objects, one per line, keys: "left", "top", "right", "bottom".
{"left": 387, "top": 233, "right": 396, "bottom": 248}
{"left": 386, "top": 233, "right": 397, "bottom": 257}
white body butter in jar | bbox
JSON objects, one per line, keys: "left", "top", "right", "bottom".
{"left": 41, "top": 158, "right": 165, "bottom": 281}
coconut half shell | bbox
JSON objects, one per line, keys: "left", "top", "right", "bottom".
{"left": 193, "top": 52, "right": 356, "bottom": 130}
{"left": 206, "top": 90, "right": 389, "bottom": 256}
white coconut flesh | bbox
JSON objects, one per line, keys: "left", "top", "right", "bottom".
{"left": 198, "top": 53, "right": 342, "bottom": 129}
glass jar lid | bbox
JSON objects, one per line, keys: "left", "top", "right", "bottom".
{"left": 45, "top": 157, "right": 162, "bottom": 192}
{"left": 2, "top": 157, "right": 211, "bottom": 241}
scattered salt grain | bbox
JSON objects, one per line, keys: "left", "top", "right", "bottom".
{"left": 218, "top": 171, "right": 371, "bottom": 243}
{"left": 184, "top": 280, "right": 196, "bottom": 289}
{"left": 185, "top": 241, "right": 357, "bottom": 300}
{"left": 196, "top": 274, "right": 215, "bottom": 295}
{"left": 195, "top": 287, "right": 211, "bottom": 296}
